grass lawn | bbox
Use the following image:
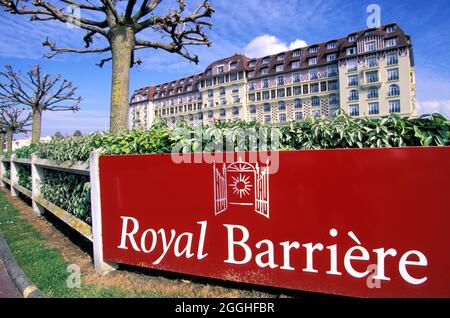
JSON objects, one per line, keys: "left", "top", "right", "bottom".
{"left": 0, "top": 189, "right": 169, "bottom": 298}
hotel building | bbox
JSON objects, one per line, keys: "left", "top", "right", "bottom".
{"left": 129, "top": 23, "right": 416, "bottom": 129}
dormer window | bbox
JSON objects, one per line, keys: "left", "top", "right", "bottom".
{"left": 276, "top": 53, "right": 285, "bottom": 61}
{"left": 177, "top": 88, "right": 183, "bottom": 93}
{"left": 169, "top": 90, "right": 174, "bottom": 95}
{"left": 217, "top": 65, "right": 224, "bottom": 73}
{"left": 187, "top": 85, "right": 192, "bottom": 92}
{"left": 385, "top": 37, "right": 397, "bottom": 48}
{"left": 309, "top": 46, "right": 318, "bottom": 54}
{"left": 247, "top": 70, "right": 255, "bottom": 78}
{"left": 230, "top": 62, "right": 238, "bottom": 70}
{"left": 206, "top": 68, "right": 212, "bottom": 76}
{"left": 365, "top": 40, "right": 377, "bottom": 52}
{"left": 261, "top": 67, "right": 269, "bottom": 75}
{"left": 327, "top": 53, "right": 337, "bottom": 62}
{"left": 171, "top": 82, "right": 176, "bottom": 86}
{"left": 386, "top": 25, "right": 396, "bottom": 33}
{"left": 365, "top": 30, "right": 376, "bottom": 37}
{"left": 348, "top": 34, "right": 357, "bottom": 42}
{"left": 308, "top": 57, "right": 317, "bottom": 66}
{"left": 275, "top": 64, "right": 284, "bottom": 72}
{"left": 327, "top": 41, "right": 337, "bottom": 49}
{"left": 248, "top": 60, "right": 256, "bottom": 67}
{"left": 346, "top": 46, "right": 357, "bottom": 55}
{"left": 292, "top": 60, "right": 300, "bottom": 69}
{"left": 153, "top": 93, "right": 158, "bottom": 99}
{"left": 292, "top": 50, "right": 301, "bottom": 57}
{"left": 262, "top": 57, "right": 270, "bottom": 64}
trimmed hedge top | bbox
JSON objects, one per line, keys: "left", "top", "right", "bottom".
{"left": 8, "top": 112, "right": 450, "bottom": 162}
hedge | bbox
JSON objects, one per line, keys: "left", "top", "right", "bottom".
{"left": 3, "top": 112, "right": 450, "bottom": 225}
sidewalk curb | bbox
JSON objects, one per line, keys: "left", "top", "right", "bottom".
{"left": 0, "top": 231, "right": 46, "bottom": 298}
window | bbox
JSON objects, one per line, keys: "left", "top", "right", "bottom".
{"left": 232, "top": 85, "right": 239, "bottom": 93}
{"left": 187, "top": 85, "right": 193, "bottom": 92}
{"left": 308, "top": 57, "right": 317, "bottom": 66}
{"left": 230, "top": 62, "right": 238, "bottom": 70}
{"left": 385, "top": 38, "right": 397, "bottom": 48}
{"left": 293, "top": 50, "right": 301, "bottom": 57}
{"left": 310, "top": 83, "right": 319, "bottom": 93}
{"left": 230, "top": 73, "right": 238, "bottom": 81}
{"left": 389, "top": 100, "right": 401, "bottom": 113}
{"left": 277, "top": 53, "right": 285, "bottom": 61}
{"left": 366, "top": 55, "right": 378, "bottom": 68}
{"left": 249, "top": 60, "right": 256, "bottom": 67}
{"left": 220, "top": 98, "right": 226, "bottom": 105}
{"left": 189, "top": 114, "right": 194, "bottom": 121}
{"left": 277, "top": 76, "right": 285, "bottom": 86}
{"left": 261, "top": 67, "right": 269, "bottom": 75}
{"left": 232, "top": 96, "right": 240, "bottom": 103}
{"left": 295, "top": 112, "right": 303, "bottom": 121}
{"left": 310, "top": 69, "right": 318, "bottom": 80}
{"left": 208, "top": 89, "right": 213, "bottom": 97}
{"left": 366, "top": 71, "right": 379, "bottom": 83}
{"left": 388, "top": 84, "right": 400, "bottom": 96}
{"left": 387, "top": 52, "right": 398, "bottom": 65}
{"left": 309, "top": 46, "right": 318, "bottom": 54}
{"left": 330, "top": 94, "right": 339, "bottom": 106}
{"left": 303, "top": 84, "right": 309, "bottom": 94}
{"left": 386, "top": 25, "right": 396, "bottom": 33}
{"left": 294, "top": 86, "right": 302, "bottom": 95}
{"left": 349, "top": 104, "right": 359, "bottom": 116}
{"left": 208, "top": 99, "right": 213, "bottom": 107}
{"left": 292, "top": 60, "right": 300, "bottom": 69}
{"left": 264, "top": 103, "right": 271, "bottom": 112}
{"left": 312, "top": 96, "right": 320, "bottom": 107}
{"left": 321, "top": 81, "right": 327, "bottom": 92}
{"left": 248, "top": 93, "right": 255, "bottom": 101}
{"left": 312, "top": 110, "right": 321, "bottom": 118}
{"left": 206, "top": 68, "right": 212, "bottom": 76}
{"left": 220, "top": 108, "right": 226, "bottom": 117}
{"left": 250, "top": 105, "right": 256, "bottom": 114}
{"left": 365, "top": 40, "right": 376, "bottom": 52}
{"left": 208, "top": 110, "right": 213, "bottom": 118}
{"left": 217, "top": 66, "right": 224, "bottom": 73}
{"left": 327, "top": 53, "right": 337, "bottom": 62}
{"left": 262, "top": 79, "right": 269, "bottom": 88}
{"left": 388, "top": 68, "right": 399, "bottom": 81}
{"left": 264, "top": 115, "right": 271, "bottom": 124}
{"left": 348, "top": 34, "right": 357, "bottom": 42}
{"left": 349, "top": 90, "right": 359, "bottom": 101}
{"left": 346, "top": 47, "right": 357, "bottom": 55}
{"left": 198, "top": 112, "right": 203, "bottom": 120}
{"left": 347, "top": 59, "right": 357, "bottom": 72}
{"left": 368, "top": 102, "right": 380, "bottom": 115}
{"left": 247, "top": 71, "right": 255, "bottom": 78}
{"left": 368, "top": 87, "right": 379, "bottom": 99}
{"left": 276, "top": 64, "right": 284, "bottom": 72}
{"left": 277, "top": 88, "right": 285, "bottom": 98}
{"left": 278, "top": 101, "right": 286, "bottom": 111}
{"left": 262, "top": 57, "right": 270, "bottom": 64}
{"left": 232, "top": 107, "right": 239, "bottom": 116}
{"left": 279, "top": 113, "right": 287, "bottom": 123}
{"left": 294, "top": 99, "right": 302, "bottom": 109}
{"left": 327, "top": 41, "right": 338, "bottom": 49}
{"left": 219, "top": 87, "right": 225, "bottom": 95}
{"left": 292, "top": 73, "right": 301, "bottom": 83}
{"left": 328, "top": 80, "right": 338, "bottom": 90}
{"left": 262, "top": 91, "right": 270, "bottom": 100}
{"left": 348, "top": 75, "right": 358, "bottom": 86}
{"left": 328, "top": 66, "right": 338, "bottom": 77}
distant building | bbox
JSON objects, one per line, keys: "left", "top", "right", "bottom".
{"left": 12, "top": 136, "right": 52, "bottom": 151}
{"left": 129, "top": 23, "right": 416, "bottom": 129}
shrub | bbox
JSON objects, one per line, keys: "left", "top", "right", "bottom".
{"left": 14, "top": 143, "right": 40, "bottom": 159}
{"left": 17, "top": 164, "right": 32, "bottom": 190}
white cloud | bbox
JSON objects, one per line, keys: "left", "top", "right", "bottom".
{"left": 243, "top": 35, "right": 307, "bottom": 58}
{"left": 417, "top": 100, "right": 450, "bottom": 118}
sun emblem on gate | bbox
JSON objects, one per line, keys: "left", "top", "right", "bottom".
{"left": 230, "top": 174, "right": 253, "bottom": 198}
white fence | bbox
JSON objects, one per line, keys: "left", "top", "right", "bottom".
{"left": 0, "top": 151, "right": 116, "bottom": 274}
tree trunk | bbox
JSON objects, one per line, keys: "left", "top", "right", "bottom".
{"left": 0, "top": 133, "right": 4, "bottom": 155}
{"left": 6, "top": 129, "right": 13, "bottom": 152}
{"left": 32, "top": 109, "right": 42, "bottom": 143}
{"left": 109, "top": 27, "right": 135, "bottom": 134}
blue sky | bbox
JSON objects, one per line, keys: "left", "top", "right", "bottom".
{"left": 1, "top": 0, "right": 450, "bottom": 138}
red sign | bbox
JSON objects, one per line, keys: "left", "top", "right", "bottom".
{"left": 99, "top": 147, "right": 450, "bottom": 298}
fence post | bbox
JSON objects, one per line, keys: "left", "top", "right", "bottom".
{"left": 90, "top": 149, "right": 117, "bottom": 275}
{"left": 31, "top": 153, "right": 45, "bottom": 215}
{"left": 10, "top": 154, "right": 19, "bottom": 197}
{"left": 0, "top": 157, "right": 4, "bottom": 188}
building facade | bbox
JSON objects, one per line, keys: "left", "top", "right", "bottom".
{"left": 129, "top": 23, "right": 416, "bottom": 129}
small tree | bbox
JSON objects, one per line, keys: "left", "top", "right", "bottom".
{"left": 53, "top": 131, "right": 64, "bottom": 139}
{"left": 0, "top": 64, "right": 81, "bottom": 142}
{"left": 0, "top": 106, "right": 32, "bottom": 152}
{"left": 73, "top": 130, "right": 83, "bottom": 137}
{"left": 0, "top": 0, "right": 215, "bottom": 133}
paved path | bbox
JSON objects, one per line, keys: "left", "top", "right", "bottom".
{"left": 0, "top": 259, "right": 20, "bottom": 298}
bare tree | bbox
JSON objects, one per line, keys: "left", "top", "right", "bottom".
{"left": 0, "top": 0, "right": 215, "bottom": 133}
{"left": 0, "top": 64, "right": 81, "bottom": 142}
{"left": 0, "top": 106, "right": 32, "bottom": 152}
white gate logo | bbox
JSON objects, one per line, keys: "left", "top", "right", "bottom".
{"left": 213, "top": 158, "right": 270, "bottom": 218}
